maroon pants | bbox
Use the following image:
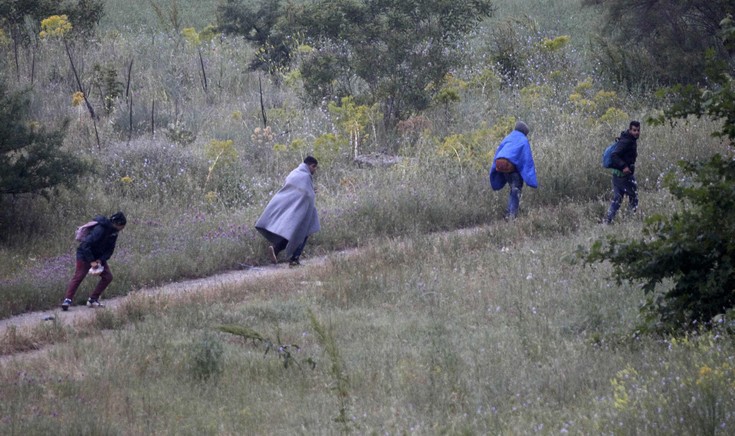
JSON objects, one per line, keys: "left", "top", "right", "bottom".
{"left": 65, "top": 259, "right": 113, "bottom": 300}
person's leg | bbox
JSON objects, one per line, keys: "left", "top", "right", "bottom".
{"left": 506, "top": 172, "right": 524, "bottom": 219}
{"left": 65, "top": 259, "right": 90, "bottom": 300}
{"left": 605, "top": 175, "right": 625, "bottom": 223}
{"left": 257, "top": 227, "right": 287, "bottom": 262}
{"left": 625, "top": 175, "right": 638, "bottom": 214}
{"left": 290, "top": 237, "right": 308, "bottom": 263}
{"left": 273, "top": 238, "right": 288, "bottom": 255}
{"left": 89, "top": 261, "right": 112, "bottom": 300}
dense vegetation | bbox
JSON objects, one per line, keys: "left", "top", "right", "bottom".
{"left": 584, "top": 0, "right": 735, "bottom": 87}
{"left": 0, "top": 0, "right": 734, "bottom": 433}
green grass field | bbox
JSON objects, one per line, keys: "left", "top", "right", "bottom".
{"left": 1, "top": 0, "right": 734, "bottom": 433}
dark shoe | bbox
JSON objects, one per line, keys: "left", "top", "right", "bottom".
{"left": 87, "top": 298, "right": 105, "bottom": 308}
{"left": 268, "top": 245, "right": 278, "bottom": 264}
{"left": 61, "top": 298, "right": 72, "bottom": 311}
{"left": 289, "top": 258, "right": 301, "bottom": 267}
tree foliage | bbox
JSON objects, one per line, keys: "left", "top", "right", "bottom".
{"left": 218, "top": 0, "right": 495, "bottom": 128}
{"left": 0, "top": 0, "right": 104, "bottom": 81}
{"left": 216, "top": 0, "right": 293, "bottom": 75}
{"left": 0, "top": 83, "right": 90, "bottom": 196}
{"left": 0, "top": 0, "right": 104, "bottom": 41}
{"left": 583, "top": 0, "right": 735, "bottom": 87}
{"left": 586, "top": 15, "right": 735, "bottom": 334}
{"left": 587, "top": 156, "right": 735, "bottom": 332}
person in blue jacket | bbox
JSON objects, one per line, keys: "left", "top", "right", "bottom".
{"left": 489, "top": 121, "right": 538, "bottom": 219}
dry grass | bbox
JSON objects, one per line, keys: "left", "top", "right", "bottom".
{"left": 2, "top": 198, "right": 734, "bottom": 434}
{"left": 2, "top": 1, "right": 735, "bottom": 433}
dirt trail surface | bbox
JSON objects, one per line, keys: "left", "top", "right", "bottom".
{"left": 0, "top": 251, "right": 353, "bottom": 353}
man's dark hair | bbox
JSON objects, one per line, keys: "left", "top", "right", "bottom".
{"left": 304, "top": 156, "right": 318, "bottom": 165}
{"left": 629, "top": 120, "right": 641, "bottom": 129}
{"left": 110, "top": 211, "right": 127, "bottom": 226}
{"left": 514, "top": 121, "right": 530, "bottom": 136}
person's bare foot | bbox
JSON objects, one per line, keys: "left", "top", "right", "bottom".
{"left": 268, "top": 246, "right": 278, "bottom": 264}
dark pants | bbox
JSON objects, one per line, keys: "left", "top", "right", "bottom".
{"left": 258, "top": 228, "right": 308, "bottom": 261}
{"left": 606, "top": 174, "right": 638, "bottom": 223}
{"left": 65, "top": 259, "right": 112, "bottom": 300}
{"left": 273, "top": 236, "right": 308, "bottom": 260}
{"left": 503, "top": 172, "right": 524, "bottom": 219}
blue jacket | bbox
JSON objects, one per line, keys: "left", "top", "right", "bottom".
{"left": 489, "top": 130, "right": 538, "bottom": 190}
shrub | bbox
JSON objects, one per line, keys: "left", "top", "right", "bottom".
{"left": 187, "top": 333, "right": 224, "bottom": 382}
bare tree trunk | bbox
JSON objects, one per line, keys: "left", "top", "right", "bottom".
{"left": 128, "top": 92, "right": 133, "bottom": 144}
{"left": 151, "top": 99, "right": 155, "bottom": 138}
{"left": 64, "top": 39, "right": 101, "bottom": 149}
{"left": 125, "top": 58, "right": 134, "bottom": 99}
{"left": 198, "top": 47, "right": 208, "bottom": 92}
{"left": 12, "top": 29, "right": 20, "bottom": 82}
{"left": 30, "top": 40, "right": 37, "bottom": 85}
{"left": 259, "top": 75, "right": 267, "bottom": 127}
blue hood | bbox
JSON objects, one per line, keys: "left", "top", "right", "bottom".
{"left": 489, "top": 130, "right": 538, "bottom": 190}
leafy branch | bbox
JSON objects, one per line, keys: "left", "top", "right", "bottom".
{"left": 216, "top": 324, "right": 316, "bottom": 370}
{"left": 307, "top": 309, "right": 351, "bottom": 430}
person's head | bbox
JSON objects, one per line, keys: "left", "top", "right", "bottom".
{"left": 304, "top": 156, "right": 318, "bottom": 174}
{"left": 110, "top": 211, "right": 127, "bottom": 231}
{"left": 514, "top": 121, "right": 530, "bottom": 136}
{"left": 628, "top": 120, "right": 641, "bottom": 139}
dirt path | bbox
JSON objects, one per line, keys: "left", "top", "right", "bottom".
{"left": 0, "top": 250, "right": 353, "bottom": 351}
{"left": 0, "top": 224, "right": 494, "bottom": 361}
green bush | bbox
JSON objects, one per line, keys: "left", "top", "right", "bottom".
{"left": 587, "top": 156, "right": 735, "bottom": 332}
{"left": 187, "top": 333, "right": 224, "bottom": 382}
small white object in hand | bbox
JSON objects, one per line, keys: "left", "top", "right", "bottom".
{"left": 89, "top": 265, "right": 104, "bottom": 275}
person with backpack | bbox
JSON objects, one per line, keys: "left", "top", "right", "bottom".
{"left": 489, "top": 121, "right": 538, "bottom": 219}
{"left": 604, "top": 121, "right": 640, "bottom": 224}
{"left": 61, "top": 211, "right": 127, "bottom": 310}
{"left": 255, "top": 156, "right": 320, "bottom": 266}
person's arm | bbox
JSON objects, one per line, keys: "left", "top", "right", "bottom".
{"left": 78, "top": 225, "right": 105, "bottom": 262}
{"left": 99, "top": 234, "right": 118, "bottom": 262}
{"left": 610, "top": 141, "right": 630, "bottom": 173}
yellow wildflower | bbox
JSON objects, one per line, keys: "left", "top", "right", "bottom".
{"left": 71, "top": 91, "right": 84, "bottom": 107}
{"left": 40, "top": 15, "right": 72, "bottom": 39}
{"left": 182, "top": 27, "right": 200, "bottom": 46}
{"left": 120, "top": 176, "right": 133, "bottom": 184}
{"left": 0, "top": 29, "right": 10, "bottom": 47}
{"left": 205, "top": 191, "right": 218, "bottom": 203}
{"left": 540, "top": 35, "right": 571, "bottom": 52}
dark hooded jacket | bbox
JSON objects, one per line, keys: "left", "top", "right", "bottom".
{"left": 610, "top": 130, "right": 638, "bottom": 174}
{"left": 77, "top": 215, "right": 120, "bottom": 262}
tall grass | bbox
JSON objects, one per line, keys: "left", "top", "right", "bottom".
{"left": 2, "top": 0, "right": 733, "bottom": 432}
{"left": 1, "top": 0, "right": 730, "bottom": 318}
{"left": 2, "top": 203, "right": 733, "bottom": 434}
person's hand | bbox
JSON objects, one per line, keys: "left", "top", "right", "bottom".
{"left": 623, "top": 166, "right": 631, "bottom": 174}
{"left": 91, "top": 260, "right": 100, "bottom": 268}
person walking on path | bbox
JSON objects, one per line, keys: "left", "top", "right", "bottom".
{"left": 605, "top": 121, "right": 640, "bottom": 224}
{"left": 62, "top": 211, "right": 127, "bottom": 310}
{"left": 489, "top": 121, "right": 538, "bottom": 219}
{"left": 255, "top": 156, "right": 320, "bottom": 266}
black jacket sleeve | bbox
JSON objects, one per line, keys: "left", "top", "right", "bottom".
{"left": 77, "top": 224, "right": 118, "bottom": 262}
{"left": 610, "top": 133, "right": 637, "bottom": 172}
{"left": 78, "top": 224, "right": 106, "bottom": 262}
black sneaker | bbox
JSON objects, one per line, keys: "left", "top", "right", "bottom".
{"left": 86, "top": 298, "right": 105, "bottom": 308}
{"left": 61, "top": 298, "right": 72, "bottom": 311}
{"left": 289, "top": 258, "right": 301, "bottom": 267}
